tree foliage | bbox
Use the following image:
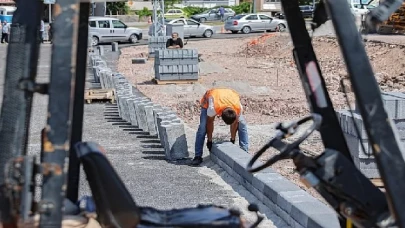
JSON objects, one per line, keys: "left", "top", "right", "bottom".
{"left": 106, "top": 2, "right": 130, "bottom": 15}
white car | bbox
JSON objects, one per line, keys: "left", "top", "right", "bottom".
{"left": 225, "top": 14, "right": 287, "bottom": 34}
{"left": 148, "top": 18, "right": 216, "bottom": 38}
{"left": 88, "top": 16, "right": 143, "bottom": 46}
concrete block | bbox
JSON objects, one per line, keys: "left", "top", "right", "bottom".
{"left": 152, "top": 108, "right": 163, "bottom": 137}
{"left": 132, "top": 58, "right": 147, "bottom": 64}
{"left": 161, "top": 122, "right": 189, "bottom": 160}
{"left": 210, "top": 142, "right": 339, "bottom": 228}
{"left": 121, "top": 96, "right": 133, "bottom": 122}
{"left": 112, "top": 42, "right": 118, "bottom": 52}
{"left": 97, "top": 46, "right": 104, "bottom": 55}
{"left": 158, "top": 120, "right": 171, "bottom": 148}
{"left": 276, "top": 190, "right": 318, "bottom": 217}
{"left": 359, "top": 168, "right": 380, "bottom": 178}
{"left": 290, "top": 201, "right": 340, "bottom": 228}
{"left": 344, "top": 133, "right": 372, "bottom": 159}
{"left": 117, "top": 94, "right": 131, "bottom": 118}
{"left": 126, "top": 98, "right": 140, "bottom": 126}
{"left": 157, "top": 113, "right": 178, "bottom": 145}
{"left": 355, "top": 92, "right": 405, "bottom": 119}
{"left": 134, "top": 99, "right": 152, "bottom": 131}
{"left": 139, "top": 101, "right": 154, "bottom": 131}
{"left": 144, "top": 104, "right": 157, "bottom": 135}
{"left": 92, "top": 67, "right": 100, "bottom": 83}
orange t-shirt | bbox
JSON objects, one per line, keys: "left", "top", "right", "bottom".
{"left": 200, "top": 88, "right": 242, "bottom": 117}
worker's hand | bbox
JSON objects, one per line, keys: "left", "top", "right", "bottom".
{"left": 207, "top": 140, "right": 213, "bottom": 152}
{"left": 230, "top": 138, "right": 235, "bottom": 144}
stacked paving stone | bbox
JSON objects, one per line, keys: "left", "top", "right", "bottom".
{"left": 88, "top": 52, "right": 114, "bottom": 89}
{"left": 148, "top": 36, "right": 171, "bottom": 57}
{"left": 88, "top": 51, "right": 189, "bottom": 161}
{"left": 336, "top": 92, "right": 405, "bottom": 178}
{"left": 154, "top": 49, "right": 199, "bottom": 81}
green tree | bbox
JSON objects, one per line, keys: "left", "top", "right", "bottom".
{"left": 164, "top": 0, "right": 182, "bottom": 10}
{"left": 106, "top": 2, "right": 130, "bottom": 15}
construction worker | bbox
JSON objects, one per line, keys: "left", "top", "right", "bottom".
{"left": 166, "top": 32, "right": 183, "bottom": 49}
{"left": 191, "top": 88, "right": 249, "bottom": 166}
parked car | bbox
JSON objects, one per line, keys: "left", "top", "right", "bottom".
{"left": 190, "top": 8, "right": 235, "bottom": 22}
{"left": 349, "top": 3, "right": 370, "bottom": 16}
{"left": 165, "top": 9, "right": 187, "bottom": 19}
{"left": 148, "top": 18, "right": 216, "bottom": 38}
{"left": 225, "top": 14, "right": 287, "bottom": 34}
{"left": 299, "top": 5, "right": 314, "bottom": 18}
{"left": 88, "top": 16, "right": 142, "bottom": 46}
{"left": 274, "top": 12, "right": 285, "bottom": 19}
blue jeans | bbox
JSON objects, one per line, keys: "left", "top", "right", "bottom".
{"left": 195, "top": 108, "right": 249, "bottom": 157}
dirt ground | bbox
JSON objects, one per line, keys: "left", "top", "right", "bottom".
{"left": 117, "top": 33, "right": 405, "bottom": 202}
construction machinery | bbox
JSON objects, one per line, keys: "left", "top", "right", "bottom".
{"left": 362, "top": 0, "right": 405, "bottom": 34}
{"left": 377, "top": 2, "right": 405, "bottom": 34}
{"left": 0, "top": 0, "right": 405, "bottom": 227}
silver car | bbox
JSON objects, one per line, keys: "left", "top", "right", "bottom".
{"left": 89, "top": 16, "right": 143, "bottom": 46}
{"left": 190, "top": 8, "right": 235, "bottom": 22}
{"left": 225, "top": 14, "right": 287, "bottom": 34}
{"left": 148, "top": 18, "right": 216, "bottom": 38}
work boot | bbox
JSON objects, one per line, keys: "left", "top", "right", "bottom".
{"left": 191, "top": 156, "right": 203, "bottom": 166}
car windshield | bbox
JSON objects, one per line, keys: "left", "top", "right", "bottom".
{"left": 232, "top": 14, "right": 245, "bottom": 20}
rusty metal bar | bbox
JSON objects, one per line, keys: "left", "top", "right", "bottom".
{"left": 0, "top": 0, "right": 43, "bottom": 225}
{"left": 39, "top": 0, "right": 81, "bottom": 226}
{"left": 67, "top": 2, "right": 90, "bottom": 203}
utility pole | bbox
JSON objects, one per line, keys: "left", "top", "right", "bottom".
{"left": 152, "top": 0, "right": 165, "bottom": 36}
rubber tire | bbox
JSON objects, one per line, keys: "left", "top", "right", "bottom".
{"left": 277, "top": 23, "right": 286, "bottom": 32}
{"left": 242, "top": 26, "right": 251, "bottom": 34}
{"left": 129, "top": 34, "right": 139, "bottom": 44}
{"left": 231, "top": 30, "right": 238, "bottom": 34}
{"left": 200, "top": 17, "right": 206, "bottom": 23}
{"left": 203, "top": 29, "right": 213, "bottom": 38}
{"left": 91, "top": 36, "right": 99, "bottom": 46}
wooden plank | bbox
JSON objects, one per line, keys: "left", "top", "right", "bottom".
{"left": 371, "top": 178, "right": 384, "bottom": 187}
{"left": 152, "top": 78, "right": 199, "bottom": 85}
{"left": 84, "top": 88, "right": 116, "bottom": 104}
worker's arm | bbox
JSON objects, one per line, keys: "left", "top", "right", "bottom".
{"left": 179, "top": 38, "right": 184, "bottom": 48}
{"left": 206, "top": 97, "right": 216, "bottom": 141}
{"left": 230, "top": 116, "right": 239, "bottom": 141}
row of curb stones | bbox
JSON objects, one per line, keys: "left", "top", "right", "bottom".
{"left": 211, "top": 142, "right": 340, "bottom": 228}
{"left": 88, "top": 52, "right": 189, "bottom": 161}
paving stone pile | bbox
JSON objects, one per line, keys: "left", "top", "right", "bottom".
{"left": 148, "top": 36, "right": 171, "bottom": 57}
{"left": 154, "top": 49, "right": 199, "bottom": 81}
{"left": 337, "top": 92, "right": 405, "bottom": 178}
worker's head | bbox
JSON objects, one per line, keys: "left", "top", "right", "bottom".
{"left": 172, "top": 32, "right": 179, "bottom": 40}
{"left": 221, "top": 108, "right": 237, "bottom": 125}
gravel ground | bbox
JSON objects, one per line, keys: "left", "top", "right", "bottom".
{"left": 118, "top": 27, "right": 405, "bottom": 202}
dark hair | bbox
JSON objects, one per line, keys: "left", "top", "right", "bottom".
{"left": 221, "top": 108, "right": 237, "bottom": 125}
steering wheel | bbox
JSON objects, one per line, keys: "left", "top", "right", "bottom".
{"left": 246, "top": 114, "right": 322, "bottom": 173}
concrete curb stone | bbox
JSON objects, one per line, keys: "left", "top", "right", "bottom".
{"left": 211, "top": 142, "right": 340, "bottom": 228}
